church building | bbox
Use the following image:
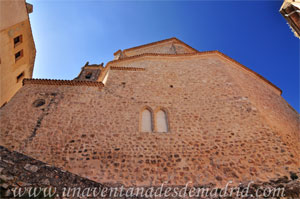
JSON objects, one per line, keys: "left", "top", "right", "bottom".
{"left": 0, "top": 38, "right": 299, "bottom": 197}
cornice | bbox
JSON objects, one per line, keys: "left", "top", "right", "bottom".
{"left": 110, "top": 66, "right": 145, "bottom": 71}
{"left": 23, "top": 79, "right": 104, "bottom": 88}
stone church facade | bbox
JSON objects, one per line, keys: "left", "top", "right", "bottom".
{"left": 0, "top": 38, "right": 299, "bottom": 196}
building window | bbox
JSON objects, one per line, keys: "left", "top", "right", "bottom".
{"left": 15, "top": 50, "right": 24, "bottom": 62}
{"left": 85, "top": 72, "right": 92, "bottom": 79}
{"left": 140, "top": 108, "right": 153, "bottom": 132}
{"left": 14, "top": 35, "right": 23, "bottom": 47}
{"left": 16, "top": 71, "right": 24, "bottom": 83}
{"left": 32, "top": 99, "right": 45, "bottom": 107}
{"left": 156, "top": 109, "right": 168, "bottom": 132}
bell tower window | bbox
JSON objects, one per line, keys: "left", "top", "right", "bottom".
{"left": 85, "top": 72, "right": 92, "bottom": 79}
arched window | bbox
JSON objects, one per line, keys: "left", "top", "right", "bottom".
{"left": 85, "top": 72, "right": 92, "bottom": 79}
{"left": 156, "top": 109, "right": 168, "bottom": 132}
{"left": 141, "top": 108, "right": 153, "bottom": 132}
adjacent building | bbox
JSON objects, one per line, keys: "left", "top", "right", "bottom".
{"left": 280, "top": 0, "right": 300, "bottom": 38}
{"left": 0, "top": 0, "right": 36, "bottom": 107}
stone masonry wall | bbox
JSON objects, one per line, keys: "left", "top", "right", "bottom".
{"left": 0, "top": 146, "right": 106, "bottom": 198}
{"left": 219, "top": 57, "right": 300, "bottom": 163}
{"left": 1, "top": 145, "right": 299, "bottom": 198}
{"left": 0, "top": 53, "right": 299, "bottom": 189}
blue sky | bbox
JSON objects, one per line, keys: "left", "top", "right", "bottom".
{"left": 28, "top": 0, "right": 299, "bottom": 111}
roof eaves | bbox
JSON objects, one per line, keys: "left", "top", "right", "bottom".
{"left": 23, "top": 78, "right": 104, "bottom": 88}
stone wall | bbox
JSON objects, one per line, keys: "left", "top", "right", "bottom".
{"left": 1, "top": 146, "right": 299, "bottom": 198}
{"left": 0, "top": 53, "right": 299, "bottom": 188}
{"left": 0, "top": 146, "right": 105, "bottom": 198}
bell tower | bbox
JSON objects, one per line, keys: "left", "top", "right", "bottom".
{"left": 74, "top": 62, "right": 104, "bottom": 81}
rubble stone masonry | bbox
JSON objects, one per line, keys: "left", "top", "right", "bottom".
{"left": 0, "top": 39, "right": 299, "bottom": 197}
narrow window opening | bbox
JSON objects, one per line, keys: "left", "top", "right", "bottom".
{"left": 15, "top": 50, "right": 23, "bottom": 61}
{"left": 14, "top": 35, "right": 23, "bottom": 47}
{"left": 16, "top": 72, "right": 24, "bottom": 83}
{"left": 156, "top": 109, "right": 168, "bottom": 132}
{"left": 141, "top": 108, "right": 153, "bottom": 132}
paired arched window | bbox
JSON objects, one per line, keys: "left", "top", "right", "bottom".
{"left": 141, "top": 108, "right": 153, "bottom": 132}
{"left": 156, "top": 109, "right": 168, "bottom": 132}
{"left": 140, "top": 107, "right": 169, "bottom": 133}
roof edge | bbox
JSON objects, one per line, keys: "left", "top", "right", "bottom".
{"left": 23, "top": 78, "right": 104, "bottom": 87}
{"left": 122, "top": 37, "right": 198, "bottom": 54}
{"left": 214, "top": 51, "right": 282, "bottom": 95}
{"left": 113, "top": 49, "right": 122, "bottom": 56}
